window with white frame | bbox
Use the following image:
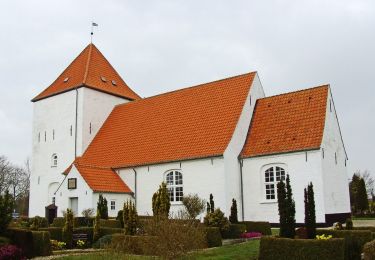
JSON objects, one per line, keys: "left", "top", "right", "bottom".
{"left": 110, "top": 200, "right": 116, "bottom": 210}
{"left": 165, "top": 170, "right": 183, "bottom": 202}
{"left": 264, "top": 166, "right": 286, "bottom": 200}
{"left": 51, "top": 154, "right": 58, "bottom": 167}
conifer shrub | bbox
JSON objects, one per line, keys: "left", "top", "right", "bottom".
{"left": 259, "top": 236, "right": 345, "bottom": 260}
{"left": 123, "top": 200, "right": 138, "bottom": 235}
{"left": 277, "top": 175, "right": 296, "bottom": 238}
{"left": 116, "top": 210, "right": 124, "bottom": 228}
{"left": 93, "top": 211, "right": 101, "bottom": 242}
{"left": 0, "top": 191, "right": 14, "bottom": 234}
{"left": 97, "top": 194, "right": 108, "bottom": 220}
{"left": 345, "top": 218, "right": 353, "bottom": 230}
{"left": 240, "top": 221, "right": 272, "bottom": 235}
{"left": 304, "top": 182, "right": 316, "bottom": 239}
{"left": 204, "top": 208, "right": 230, "bottom": 233}
{"left": 229, "top": 198, "right": 238, "bottom": 223}
{"left": 62, "top": 209, "right": 74, "bottom": 248}
{"left": 152, "top": 182, "right": 170, "bottom": 217}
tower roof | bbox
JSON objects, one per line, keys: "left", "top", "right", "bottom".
{"left": 32, "top": 44, "right": 141, "bottom": 102}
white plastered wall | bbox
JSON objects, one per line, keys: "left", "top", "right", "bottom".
{"left": 320, "top": 87, "right": 350, "bottom": 215}
{"left": 242, "top": 150, "right": 326, "bottom": 223}
{"left": 118, "top": 157, "right": 225, "bottom": 221}
{"left": 30, "top": 87, "right": 129, "bottom": 217}
{"left": 223, "top": 73, "right": 265, "bottom": 220}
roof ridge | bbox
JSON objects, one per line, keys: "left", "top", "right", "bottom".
{"left": 82, "top": 44, "right": 93, "bottom": 84}
{"left": 114, "top": 71, "right": 257, "bottom": 109}
{"left": 262, "top": 84, "right": 329, "bottom": 100}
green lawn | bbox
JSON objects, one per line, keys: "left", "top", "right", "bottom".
{"left": 57, "top": 239, "right": 260, "bottom": 260}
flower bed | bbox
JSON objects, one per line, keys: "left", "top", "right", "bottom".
{"left": 240, "top": 232, "right": 262, "bottom": 239}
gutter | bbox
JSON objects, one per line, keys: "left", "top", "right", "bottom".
{"left": 132, "top": 168, "right": 137, "bottom": 207}
{"left": 239, "top": 159, "right": 245, "bottom": 221}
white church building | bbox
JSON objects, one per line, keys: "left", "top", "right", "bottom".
{"left": 29, "top": 44, "right": 351, "bottom": 225}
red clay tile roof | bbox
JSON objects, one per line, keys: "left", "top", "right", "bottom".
{"left": 72, "top": 162, "right": 132, "bottom": 193}
{"left": 78, "top": 72, "right": 256, "bottom": 168}
{"left": 32, "top": 44, "right": 141, "bottom": 102}
{"left": 241, "top": 85, "right": 329, "bottom": 158}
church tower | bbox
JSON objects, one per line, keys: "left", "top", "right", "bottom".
{"left": 29, "top": 44, "right": 140, "bottom": 217}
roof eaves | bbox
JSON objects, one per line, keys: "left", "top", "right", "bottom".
{"left": 241, "top": 147, "right": 321, "bottom": 160}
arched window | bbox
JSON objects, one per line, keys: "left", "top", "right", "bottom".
{"left": 264, "top": 166, "right": 286, "bottom": 200}
{"left": 165, "top": 170, "right": 183, "bottom": 202}
{"left": 51, "top": 154, "right": 58, "bottom": 167}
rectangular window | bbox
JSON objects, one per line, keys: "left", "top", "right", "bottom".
{"left": 111, "top": 200, "right": 116, "bottom": 210}
{"left": 38, "top": 132, "right": 40, "bottom": 143}
{"left": 53, "top": 129, "right": 55, "bottom": 140}
{"left": 175, "top": 187, "right": 183, "bottom": 201}
{"left": 68, "top": 178, "right": 77, "bottom": 189}
{"left": 70, "top": 125, "right": 73, "bottom": 136}
{"left": 44, "top": 131, "right": 47, "bottom": 142}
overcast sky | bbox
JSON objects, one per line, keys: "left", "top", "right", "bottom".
{"left": 0, "top": 0, "right": 374, "bottom": 177}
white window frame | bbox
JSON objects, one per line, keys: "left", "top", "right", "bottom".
{"left": 110, "top": 200, "right": 116, "bottom": 211}
{"left": 51, "top": 154, "right": 58, "bottom": 167}
{"left": 262, "top": 165, "right": 287, "bottom": 202}
{"left": 165, "top": 170, "right": 183, "bottom": 203}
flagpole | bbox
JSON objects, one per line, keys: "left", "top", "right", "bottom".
{"left": 90, "top": 22, "right": 93, "bottom": 43}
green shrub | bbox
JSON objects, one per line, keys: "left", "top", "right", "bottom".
{"left": 39, "top": 227, "right": 63, "bottom": 241}
{"left": 92, "top": 234, "right": 113, "bottom": 249}
{"left": 205, "top": 227, "right": 222, "bottom": 248}
{"left": 241, "top": 221, "right": 272, "bottom": 235}
{"left": 259, "top": 236, "right": 344, "bottom": 260}
{"left": 32, "top": 231, "right": 52, "bottom": 256}
{"left": 221, "top": 223, "right": 246, "bottom": 239}
{"left": 51, "top": 217, "right": 65, "bottom": 227}
{"left": 116, "top": 210, "right": 124, "bottom": 228}
{"left": 62, "top": 209, "right": 74, "bottom": 248}
{"left": 363, "top": 240, "right": 375, "bottom": 260}
{"left": 316, "top": 229, "right": 372, "bottom": 260}
{"left": 152, "top": 182, "right": 170, "bottom": 217}
{"left": 74, "top": 217, "right": 94, "bottom": 227}
{"left": 110, "top": 234, "right": 156, "bottom": 255}
{"left": 97, "top": 194, "right": 108, "bottom": 220}
{"left": 100, "top": 219, "right": 122, "bottom": 228}
{"left": 73, "top": 227, "right": 94, "bottom": 244}
{"left": 204, "top": 208, "right": 230, "bottom": 233}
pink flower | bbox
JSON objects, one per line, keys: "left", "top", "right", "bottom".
{"left": 240, "top": 232, "right": 262, "bottom": 238}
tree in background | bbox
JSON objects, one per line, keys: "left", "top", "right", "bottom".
{"left": 97, "top": 194, "right": 108, "bottom": 219}
{"left": 350, "top": 174, "right": 369, "bottom": 213}
{"left": 123, "top": 200, "right": 138, "bottom": 235}
{"left": 0, "top": 190, "right": 14, "bottom": 234}
{"left": 304, "top": 182, "right": 316, "bottom": 239}
{"left": 229, "top": 198, "right": 238, "bottom": 223}
{"left": 355, "top": 170, "right": 374, "bottom": 198}
{"left": 93, "top": 210, "right": 101, "bottom": 242}
{"left": 277, "top": 175, "right": 295, "bottom": 238}
{"left": 152, "top": 182, "right": 170, "bottom": 218}
{"left": 62, "top": 208, "right": 73, "bottom": 248}
{"left": 182, "top": 194, "right": 206, "bottom": 219}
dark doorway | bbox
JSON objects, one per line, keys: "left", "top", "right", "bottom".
{"left": 45, "top": 204, "right": 58, "bottom": 224}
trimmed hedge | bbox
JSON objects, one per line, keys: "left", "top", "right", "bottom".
{"left": 240, "top": 221, "right": 272, "bottom": 235}
{"left": 205, "top": 227, "right": 222, "bottom": 248}
{"left": 32, "top": 231, "right": 52, "bottom": 256}
{"left": 100, "top": 227, "right": 124, "bottom": 237}
{"left": 0, "top": 236, "right": 10, "bottom": 246}
{"left": 259, "top": 236, "right": 345, "bottom": 260}
{"left": 221, "top": 223, "right": 246, "bottom": 239}
{"left": 100, "top": 219, "right": 122, "bottom": 228}
{"left": 39, "top": 227, "right": 63, "bottom": 241}
{"left": 316, "top": 229, "right": 372, "bottom": 260}
{"left": 29, "top": 216, "right": 49, "bottom": 229}
{"left": 92, "top": 234, "right": 113, "bottom": 249}
{"left": 51, "top": 217, "right": 65, "bottom": 227}
{"left": 364, "top": 240, "right": 375, "bottom": 260}
{"left": 6, "top": 228, "right": 52, "bottom": 258}
{"left": 353, "top": 226, "right": 375, "bottom": 232}
{"left": 74, "top": 217, "right": 94, "bottom": 227}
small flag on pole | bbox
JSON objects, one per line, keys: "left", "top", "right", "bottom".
{"left": 90, "top": 22, "right": 99, "bottom": 43}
